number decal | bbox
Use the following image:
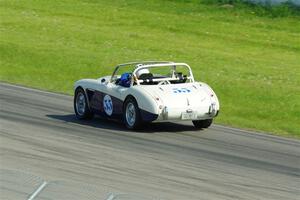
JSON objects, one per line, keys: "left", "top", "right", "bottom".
{"left": 103, "top": 95, "right": 113, "bottom": 116}
{"left": 173, "top": 88, "right": 191, "bottom": 94}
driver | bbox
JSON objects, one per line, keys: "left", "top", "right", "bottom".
{"left": 118, "top": 68, "right": 151, "bottom": 87}
{"left": 119, "top": 73, "right": 132, "bottom": 87}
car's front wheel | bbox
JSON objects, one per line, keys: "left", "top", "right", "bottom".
{"left": 74, "top": 88, "right": 94, "bottom": 119}
{"left": 123, "top": 97, "right": 142, "bottom": 130}
{"left": 192, "top": 119, "right": 213, "bottom": 129}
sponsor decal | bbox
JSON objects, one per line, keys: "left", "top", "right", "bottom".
{"left": 103, "top": 95, "right": 113, "bottom": 116}
{"left": 173, "top": 88, "right": 191, "bottom": 94}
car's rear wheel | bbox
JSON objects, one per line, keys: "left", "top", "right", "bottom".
{"left": 74, "top": 88, "right": 94, "bottom": 119}
{"left": 192, "top": 119, "right": 213, "bottom": 129}
{"left": 123, "top": 97, "right": 142, "bottom": 130}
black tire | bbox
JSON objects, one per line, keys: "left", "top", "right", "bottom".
{"left": 74, "top": 88, "right": 94, "bottom": 119}
{"left": 123, "top": 97, "right": 142, "bottom": 130}
{"left": 192, "top": 119, "right": 213, "bottom": 129}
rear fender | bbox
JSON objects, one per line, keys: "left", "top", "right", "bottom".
{"left": 124, "top": 88, "right": 159, "bottom": 122}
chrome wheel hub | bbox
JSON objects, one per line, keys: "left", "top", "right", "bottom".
{"left": 126, "top": 102, "right": 136, "bottom": 127}
{"left": 76, "top": 92, "right": 86, "bottom": 116}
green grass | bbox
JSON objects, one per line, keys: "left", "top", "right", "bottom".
{"left": 1, "top": 0, "right": 299, "bottom": 137}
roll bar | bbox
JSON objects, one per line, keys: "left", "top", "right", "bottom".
{"left": 110, "top": 61, "right": 174, "bottom": 83}
{"left": 132, "top": 63, "right": 195, "bottom": 85}
{"left": 110, "top": 61, "right": 195, "bottom": 84}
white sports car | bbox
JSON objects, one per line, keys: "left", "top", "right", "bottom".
{"left": 74, "top": 61, "right": 219, "bottom": 129}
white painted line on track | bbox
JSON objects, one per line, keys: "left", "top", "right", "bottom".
{"left": 0, "top": 82, "right": 70, "bottom": 97}
{"left": 27, "top": 181, "right": 48, "bottom": 200}
{"left": 105, "top": 193, "right": 116, "bottom": 200}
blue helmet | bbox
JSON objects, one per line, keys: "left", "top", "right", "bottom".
{"left": 119, "top": 73, "right": 132, "bottom": 87}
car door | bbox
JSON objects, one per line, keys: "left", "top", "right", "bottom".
{"left": 100, "top": 82, "right": 128, "bottom": 119}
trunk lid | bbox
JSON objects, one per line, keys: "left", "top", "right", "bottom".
{"left": 143, "top": 83, "right": 211, "bottom": 109}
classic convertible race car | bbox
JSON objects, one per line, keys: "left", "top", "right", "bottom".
{"left": 74, "top": 61, "right": 219, "bottom": 129}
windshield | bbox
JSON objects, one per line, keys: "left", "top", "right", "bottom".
{"left": 111, "top": 64, "right": 135, "bottom": 83}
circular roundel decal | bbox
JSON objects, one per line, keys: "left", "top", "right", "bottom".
{"left": 103, "top": 95, "right": 113, "bottom": 116}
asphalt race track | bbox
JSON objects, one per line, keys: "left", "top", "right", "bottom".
{"left": 0, "top": 82, "right": 299, "bottom": 200}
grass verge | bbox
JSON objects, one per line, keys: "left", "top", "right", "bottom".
{"left": 1, "top": 0, "right": 299, "bottom": 137}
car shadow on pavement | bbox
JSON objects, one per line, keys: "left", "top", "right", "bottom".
{"left": 46, "top": 114, "right": 200, "bottom": 133}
